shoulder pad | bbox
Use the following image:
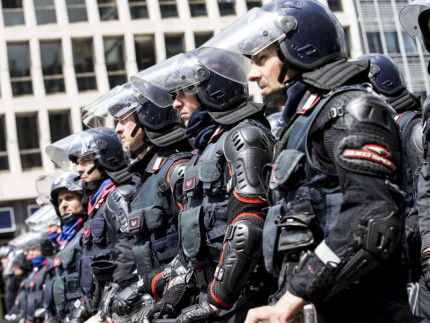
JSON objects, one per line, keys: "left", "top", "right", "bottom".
{"left": 224, "top": 123, "right": 274, "bottom": 195}
{"left": 345, "top": 94, "right": 394, "bottom": 131}
{"left": 412, "top": 122, "right": 424, "bottom": 154}
{"left": 106, "top": 184, "right": 137, "bottom": 233}
{"left": 168, "top": 159, "right": 188, "bottom": 190}
{"left": 115, "top": 184, "right": 138, "bottom": 202}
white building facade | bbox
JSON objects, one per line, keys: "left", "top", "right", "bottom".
{"left": 0, "top": 0, "right": 360, "bottom": 233}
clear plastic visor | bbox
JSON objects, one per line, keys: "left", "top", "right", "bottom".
{"left": 130, "top": 78, "right": 175, "bottom": 109}
{"left": 25, "top": 205, "right": 58, "bottom": 228}
{"left": 8, "top": 231, "right": 47, "bottom": 249}
{"left": 131, "top": 53, "right": 202, "bottom": 107}
{"left": 199, "top": 8, "right": 286, "bottom": 56}
{"left": 400, "top": 0, "right": 430, "bottom": 38}
{"left": 197, "top": 8, "right": 286, "bottom": 84}
{"left": 35, "top": 172, "right": 82, "bottom": 204}
{"left": 82, "top": 83, "right": 147, "bottom": 128}
{"left": 45, "top": 131, "right": 100, "bottom": 171}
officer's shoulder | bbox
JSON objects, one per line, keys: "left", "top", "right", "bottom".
{"left": 325, "top": 89, "right": 395, "bottom": 129}
{"left": 224, "top": 119, "right": 274, "bottom": 158}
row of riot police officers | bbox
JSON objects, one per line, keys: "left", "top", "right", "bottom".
{"left": 6, "top": 0, "right": 430, "bottom": 322}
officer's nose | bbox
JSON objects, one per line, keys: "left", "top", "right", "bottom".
{"left": 248, "top": 64, "right": 262, "bottom": 82}
{"left": 77, "top": 163, "right": 86, "bottom": 175}
{"left": 173, "top": 98, "right": 183, "bottom": 111}
{"left": 114, "top": 122, "right": 123, "bottom": 135}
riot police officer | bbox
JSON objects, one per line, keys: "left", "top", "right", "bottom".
{"left": 45, "top": 128, "right": 129, "bottom": 322}
{"left": 81, "top": 81, "right": 191, "bottom": 322}
{"left": 197, "top": 1, "right": 415, "bottom": 321}
{"left": 400, "top": 2, "right": 430, "bottom": 322}
{"left": 34, "top": 172, "right": 87, "bottom": 322}
{"left": 128, "top": 49, "right": 275, "bottom": 322}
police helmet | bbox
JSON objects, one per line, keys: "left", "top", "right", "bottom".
{"left": 46, "top": 128, "right": 128, "bottom": 173}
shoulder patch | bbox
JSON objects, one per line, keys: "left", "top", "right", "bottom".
{"left": 127, "top": 216, "right": 141, "bottom": 230}
{"left": 52, "top": 257, "right": 62, "bottom": 268}
{"left": 183, "top": 176, "right": 196, "bottom": 192}
{"left": 336, "top": 133, "right": 399, "bottom": 178}
{"left": 342, "top": 144, "right": 396, "bottom": 172}
{"left": 82, "top": 226, "right": 91, "bottom": 238}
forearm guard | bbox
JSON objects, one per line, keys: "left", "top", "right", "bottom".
{"left": 207, "top": 213, "right": 264, "bottom": 309}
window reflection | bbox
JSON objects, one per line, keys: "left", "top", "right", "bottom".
{"left": 7, "top": 42, "right": 33, "bottom": 96}
{"left": 16, "top": 114, "right": 42, "bottom": 170}
{"left": 40, "top": 41, "right": 65, "bottom": 94}
{"left": 2, "top": 0, "right": 25, "bottom": 26}
{"left": 104, "top": 37, "right": 127, "bottom": 88}
{"left": 73, "top": 38, "right": 97, "bottom": 91}
{"left": 34, "top": 0, "right": 56, "bottom": 25}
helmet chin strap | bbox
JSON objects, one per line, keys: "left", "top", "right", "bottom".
{"left": 129, "top": 111, "right": 152, "bottom": 158}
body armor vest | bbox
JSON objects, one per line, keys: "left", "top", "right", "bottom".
{"left": 80, "top": 188, "right": 117, "bottom": 298}
{"left": 117, "top": 150, "right": 192, "bottom": 277}
{"left": 180, "top": 119, "right": 266, "bottom": 288}
{"left": 264, "top": 85, "right": 365, "bottom": 277}
{"left": 25, "top": 260, "right": 52, "bottom": 322}
{"left": 49, "top": 230, "right": 83, "bottom": 317}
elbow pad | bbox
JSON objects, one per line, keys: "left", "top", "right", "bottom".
{"left": 224, "top": 124, "right": 274, "bottom": 196}
{"left": 208, "top": 215, "right": 264, "bottom": 308}
{"left": 312, "top": 201, "right": 401, "bottom": 301}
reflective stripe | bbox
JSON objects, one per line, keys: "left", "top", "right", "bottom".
{"left": 314, "top": 240, "right": 341, "bottom": 269}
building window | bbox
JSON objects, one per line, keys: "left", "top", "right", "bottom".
{"left": 165, "top": 34, "right": 184, "bottom": 58}
{"left": 49, "top": 111, "right": 72, "bottom": 143}
{"left": 0, "top": 116, "right": 9, "bottom": 171}
{"left": 34, "top": 0, "right": 56, "bottom": 25}
{"left": 7, "top": 42, "right": 33, "bottom": 96}
{"left": 366, "top": 32, "right": 383, "bottom": 53}
{"left": 2, "top": 0, "right": 25, "bottom": 26}
{"left": 72, "top": 38, "right": 97, "bottom": 91}
{"left": 246, "top": 0, "right": 261, "bottom": 10}
{"left": 104, "top": 37, "right": 127, "bottom": 88}
{"left": 135, "top": 35, "right": 156, "bottom": 70}
{"left": 194, "top": 32, "right": 213, "bottom": 48}
{"left": 218, "top": 1, "right": 235, "bottom": 16}
{"left": 327, "top": 0, "right": 343, "bottom": 12}
{"left": 159, "top": 0, "right": 178, "bottom": 18}
{"left": 98, "top": 0, "right": 118, "bottom": 21}
{"left": 385, "top": 31, "right": 400, "bottom": 54}
{"left": 0, "top": 208, "right": 16, "bottom": 233}
{"left": 40, "top": 40, "right": 65, "bottom": 94}
{"left": 66, "top": 0, "right": 87, "bottom": 23}
{"left": 27, "top": 204, "right": 40, "bottom": 216}
{"left": 16, "top": 114, "right": 42, "bottom": 170}
{"left": 189, "top": 0, "right": 207, "bottom": 17}
{"left": 129, "top": 0, "right": 148, "bottom": 19}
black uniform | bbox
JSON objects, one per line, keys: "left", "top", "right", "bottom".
{"left": 265, "top": 59, "right": 415, "bottom": 322}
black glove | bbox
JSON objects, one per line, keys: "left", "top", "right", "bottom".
{"left": 97, "top": 282, "right": 120, "bottom": 321}
{"left": 112, "top": 280, "right": 145, "bottom": 316}
{"left": 422, "top": 252, "right": 430, "bottom": 290}
{"left": 70, "top": 300, "right": 93, "bottom": 323}
{"left": 176, "top": 299, "right": 216, "bottom": 323}
{"left": 130, "top": 295, "right": 161, "bottom": 323}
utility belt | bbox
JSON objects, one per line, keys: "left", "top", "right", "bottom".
{"left": 80, "top": 252, "right": 115, "bottom": 298}
{"left": 263, "top": 186, "right": 317, "bottom": 281}
{"left": 133, "top": 231, "right": 179, "bottom": 277}
{"left": 51, "top": 273, "right": 82, "bottom": 315}
{"left": 179, "top": 202, "right": 228, "bottom": 268}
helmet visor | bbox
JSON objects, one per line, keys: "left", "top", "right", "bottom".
{"left": 36, "top": 172, "right": 82, "bottom": 205}
{"left": 400, "top": 0, "right": 430, "bottom": 38}
{"left": 25, "top": 205, "right": 59, "bottom": 229}
{"left": 45, "top": 131, "right": 101, "bottom": 171}
{"left": 131, "top": 77, "right": 176, "bottom": 109}
{"left": 82, "top": 82, "right": 146, "bottom": 128}
{"left": 197, "top": 8, "right": 287, "bottom": 83}
{"left": 131, "top": 53, "right": 202, "bottom": 107}
{"left": 199, "top": 8, "right": 286, "bottom": 56}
